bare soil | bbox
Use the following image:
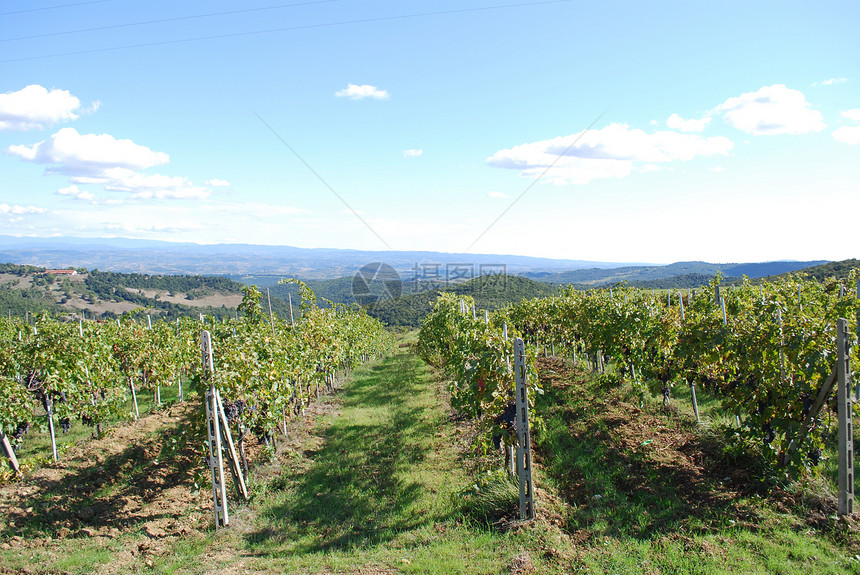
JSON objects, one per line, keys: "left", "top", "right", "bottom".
{"left": 0, "top": 401, "right": 210, "bottom": 570}
{"left": 139, "top": 289, "right": 243, "bottom": 309}
{"left": 0, "top": 379, "right": 353, "bottom": 574}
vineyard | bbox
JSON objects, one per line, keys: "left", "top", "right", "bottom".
{"left": 1, "top": 271, "right": 859, "bottom": 573}
{"left": 0, "top": 283, "right": 393, "bottom": 476}
{"left": 418, "top": 272, "right": 860, "bottom": 482}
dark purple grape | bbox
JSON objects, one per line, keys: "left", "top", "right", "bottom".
{"left": 763, "top": 424, "right": 775, "bottom": 444}
{"left": 60, "top": 417, "right": 71, "bottom": 434}
{"left": 14, "top": 421, "right": 30, "bottom": 439}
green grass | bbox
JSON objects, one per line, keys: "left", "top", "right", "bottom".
{"left": 532, "top": 359, "right": 860, "bottom": 574}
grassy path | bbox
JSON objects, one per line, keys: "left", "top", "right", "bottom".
{"left": 159, "top": 344, "right": 539, "bottom": 574}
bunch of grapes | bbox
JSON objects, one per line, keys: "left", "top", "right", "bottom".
{"left": 762, "top": 423, "right": 776, "bottom": 445}
{"left": 223, "top": 400, "right": 247, "bottom": 423}
{"left": 808, "top": 448, "right": 822, "bottom": 466}
{"left": 492, "top": 401, "right": 517, "bottom": 450}
{"left": 13, "top": 421, "right": 30, "bottom": 440}
{"left": 60, "top": 417, "right": 71, "bottom": 434}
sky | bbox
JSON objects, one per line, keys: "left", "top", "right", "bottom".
{"left": 1, "top": 0, "right": 858, "bottom": 265}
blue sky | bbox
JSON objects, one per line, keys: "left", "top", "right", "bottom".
{"left": 1, "top": 0, "right": 858, "bottom": 264}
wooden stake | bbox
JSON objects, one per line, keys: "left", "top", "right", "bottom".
{"left": 46, "top": 397, "right": 58, "bottom": 462}
{"left": 266, "top": 287, "right": 275, "bottom": 338}
{"left": 130, "top": 378, "right": 139, "bottom": 420}
{"left": 202, "top": 331, "right": 229, "bottom": 527}
{"left": 215, "top": 388, "right": 249, "bottom": 500}
{"left": 1, "top": 430, "right": 20, "bottom": 473}
{"left": 837, "top": 318, "right": 855, "bottom": 516}
{"left": 690, "top": 381, "right": 700, "bottom": 424}
{"left": 513, "top": 338, "right": 535, "bottom": 521}
{"left": 288, "top": 293, "right": 295, "bottom": 325}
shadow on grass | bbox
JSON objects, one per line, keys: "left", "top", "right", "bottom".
{"left": 247, "top": 351, "right": 446, "bottom": 554}
{"left": 534, "top": 363, "right": 766, "bottom": 540}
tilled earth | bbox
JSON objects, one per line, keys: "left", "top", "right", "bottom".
{"left": 0, "top": 401, "right": 210, "bottom": 572}
{"left": 0, "top": 382, "right": 382, "bottom": 574}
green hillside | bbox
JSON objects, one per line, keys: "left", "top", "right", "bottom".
{"left": 0, "top": 263, "right": 292, "bottom": 320}
{"left": 367, "top": 275, "right": 558, "bottom": 327}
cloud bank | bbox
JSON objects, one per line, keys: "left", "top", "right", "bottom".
{"left": 487, "top": 123, "right": 733, "bottom": 185}
{"left": 0, "top": 85, "right": 93, "bottom": 131}
{"left": 713, "top": 84, "right": 825, "bottom": 135}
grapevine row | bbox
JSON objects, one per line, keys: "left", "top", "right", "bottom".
{"left": 0, "top": 283, "right": 393, "bottom": 463}
{"left": 419, "top": 272, "right": 859, "bottom": 475}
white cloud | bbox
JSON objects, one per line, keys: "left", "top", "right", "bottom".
{"left": 0, "top": 203, "right": 46, "bottom": 215}
{"left": 205, "top": 178, "right": 231, "bottom": 187}
{"left": 487, "top": 123, "right": 733, "bottom": 185}
{"left": 841, "top": 109, "right": 860, "bottom": 121}
{"left": 56, "top": 184, "right": 96, "bottom": 201}
{"left": 833, "top": 126, "right": 860, "bottom": 145}
{"left": 0, "top": 85, "right": 84, "bottom": 131}
{"left": 667, "top": 113, "right": 710, "bottom": 132}
{"left": 335, "top": 83, "right": 389, "bottom": 100}
{"left": 713, "top": 84, "right": 825, "bottom": 135}
{"left": 402, "top": 149, "right": 423, "bottom": 157}
{"left": 710, "top": 166, "right": 726, "bottom": 173}
{"left": 813, "top": 78, "right": 848, "bottom": 86}
{"left": 99, "top": 168, "right": 210, "bottom": 200}
{"left": 7, "top": 127, "right": 169, "bottom": 174}
{"left": 488, "top": 191, "right": 508, "bottom": 198}
{"left": 7, "top": 128, "right": 220, "bottom": 200}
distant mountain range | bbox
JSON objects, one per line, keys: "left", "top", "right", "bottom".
{"left": 0, "top": 235, "right": 639, "bottom": 279}
{"left": 522, "top": 260, "right": 831, "bottom": 286}
{"left": 0, "top": 235, "right": 840, "bottom": 291}
{"left": 1, "top": 239, "right": 854, "bottom": 326}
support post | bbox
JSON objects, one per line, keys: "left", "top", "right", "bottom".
{"left": 513, "top": 338, "right": 535, "bottom": 520}
{"left": 1, "top": 430, "right": 20, "bottom": 473}
{"left": 837, "top": 318, "right": 855, "bottom": 516}
{"left": 130, "top": 378, "right": 139, "bottom": 420}
{"left": 288, "top": 293, "right": 295, "bottom": 326}
{"left": 202, "top": 330, "right": 229, "bottom": 528}
{"left": 690, "top": 381, "right": 700, "bottom": 424}
{"left": 215, "top": 388, "right": 249, "bottom": 500}
{"left": 45, "top": 396, "right": 58, "bottom": 462}
{"left": 266, "top": 287, "right": 275, "bottom": 338}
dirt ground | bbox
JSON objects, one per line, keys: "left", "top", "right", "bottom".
{"left": 139, "top": 289, "right": 243, "bottom": 309}
{"left": 0, "top": 401, "right": 211, "bottom": 571}
{"left": 0, "top": 380, "right": 349, "bottom": 574}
